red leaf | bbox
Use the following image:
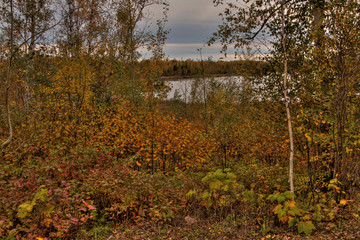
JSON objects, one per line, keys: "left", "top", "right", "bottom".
{"left": 82, "top": 199, "right": 96, "bottom": 210}
{"left": 87, "top": 204, "right": 96, "bottom": 210}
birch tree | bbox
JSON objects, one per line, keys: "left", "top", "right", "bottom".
{"left": 210, "top": 0, "right": 301, "bottom": 192}
{"left": 1, "top": 0, "right": 14, "bottom": 159}
{"left": 280, "top": 0, "right": 294, "bottom": 193}
{"left": 211, "top": 0, "right": 360, "bottom": 193}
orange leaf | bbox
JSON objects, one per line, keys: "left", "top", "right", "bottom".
{"left": 339, "top": 199, "right": 347, "bottom": 206}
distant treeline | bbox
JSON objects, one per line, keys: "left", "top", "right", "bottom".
{"left": 140, "top": 59, "right": 269, "bottom": 79}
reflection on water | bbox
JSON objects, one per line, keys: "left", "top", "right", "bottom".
{"left": 165, "top": 76, "right": 243, "bottom": 101}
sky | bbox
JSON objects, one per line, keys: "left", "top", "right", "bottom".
{"left": 142, "top": 0, "right": 239, "bottom": 61}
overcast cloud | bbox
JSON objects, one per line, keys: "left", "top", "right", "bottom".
{"left": 142, "top": 0, "right": 239, "bottom": 60}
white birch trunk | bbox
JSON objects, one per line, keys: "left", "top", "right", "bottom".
{"left": 281, "top": 0, "right": 294, "bottom": 193}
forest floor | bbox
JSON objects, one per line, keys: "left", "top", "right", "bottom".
{"left": 94, "top": 210, "right": 360, "bottom": 240}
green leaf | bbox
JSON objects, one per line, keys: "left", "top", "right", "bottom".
{"left": 300, "top": 214, "right": 312, "bottom": 221}
{"left": 313, "top": 205, "right": 323, "bottom": 221}
{"left": 273, "top": 204, "right": 283, "bottom": 214}
{"left": 201, "top": 191, "right": 211, "bottom": 201}
{"left": 284, "top": 191, "right": 296, "bottom": 200}
{"left": 277, "top": 194, "right": 286, "bottom": 204}
{"left": 288, "top": 206, "right": 303, "bottom": 217}
{"left": 222, "top": 184, "right": 229, "bottom": 192}
{"left": 298, "top": 221, "right": 315, "bottom": 235}
{"left": 277, "top": 207, "right": 287, "bottom": 219}
{"left": 329, "top": 178, "right": 338, "bottom": 184}
{"left": 17, "top": 201, "right": 35, "bottom": 219}
{"left": 201, "top": 173, "right": 212, "bottom": 183}
{"left": 186, "top": 190, "right": 196, "bottom": 199}
{"left": 243, "top": 190, "right": 257, "bottom": 203}
{"left": 226, "top": 172, "right": 236, "bottom": 180}
{"left": 327, "top": 183, "right": 339, "bottom": 190}
{"left": 34, "top": 187, "right": 48, "bottom": 202}
{"left": 209, "top": 179, "right": 223, "bottom": 190}
{"left": 288, "top": 217, "right": 298, "bottom": 227}
{"left": 268, "top": 193, "right": 280, "bottom": 202}
{"left": 213, "top": 170, "right": 226, "bottom": 180}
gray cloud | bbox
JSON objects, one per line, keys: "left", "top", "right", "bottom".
{"left": 166, "top": 21, "right": 218, "bottom": 44}
{"left": 143, "top": 1, "right": 268, "bottom": 60}
{"left": 166, "top": 0, "right": 225, "bottom": 44}
{"left": 143, "top": 0, "right": 228, "bottom": 59}
{"left": 167, "top": 0, "right": 223, "bottom": 22}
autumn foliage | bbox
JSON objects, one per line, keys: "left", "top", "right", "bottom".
{"left": 1, "top": 0, "right": 360, "bottom": 238}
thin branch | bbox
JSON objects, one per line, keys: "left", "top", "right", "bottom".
{"left": 250, "top": 0, "right": 303, "bottom": 40}
{"left": 10, "top": 6, "right": 82, "bottom": 61}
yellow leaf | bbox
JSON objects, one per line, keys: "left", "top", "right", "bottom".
{"left": 339, "top": 199, "right": 347, "bottom": 205}
{"left": 288, "top": 200, "right": 296, "bottom": 208}
{"left": 305, "top": 133, "right": 312, "bottom": 142}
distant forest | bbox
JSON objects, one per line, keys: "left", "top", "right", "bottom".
{"left": 139, "top": 59, "right": 269, "bottom": 78}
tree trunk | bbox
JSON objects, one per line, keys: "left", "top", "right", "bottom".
{"left": 281, "top": 0, "right": 294, "bottom": 193}
{"left": 1, "top": 0, "right": 14, "bottom": 159}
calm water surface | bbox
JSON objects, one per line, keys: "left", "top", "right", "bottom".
{"left": 165, "top": 76, "right": 243, "bottom": 101}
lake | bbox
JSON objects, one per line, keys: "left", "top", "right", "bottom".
{"left": 165, "top": 76, "right": 243, "bottom": 102}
